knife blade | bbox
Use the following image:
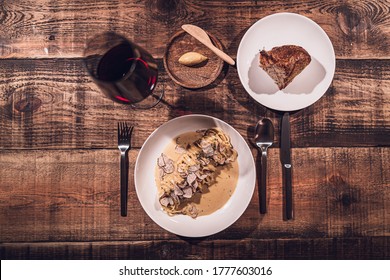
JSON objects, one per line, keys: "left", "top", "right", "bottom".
{"left": 281, "top": 112, "right": 293, "bottom": 220}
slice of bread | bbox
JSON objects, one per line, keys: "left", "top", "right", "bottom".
{"left": 259, "top": 45, "right": 311, "bottom": 90}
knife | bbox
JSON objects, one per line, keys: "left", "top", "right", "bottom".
{"left": 281, "top": 112, "right": 293, "bottom": 220}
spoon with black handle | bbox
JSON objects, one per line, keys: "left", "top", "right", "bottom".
{"left": 254, "top": 118, "right": 275, "bottom": 214}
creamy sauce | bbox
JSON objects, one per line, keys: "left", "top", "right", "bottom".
{"left": 155, "top": 131, "right": 239, "bottom": 217}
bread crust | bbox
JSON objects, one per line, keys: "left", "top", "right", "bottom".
{"left": 259, "top": 45, "right": 311, "bottom": 90}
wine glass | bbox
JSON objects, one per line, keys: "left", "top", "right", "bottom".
{"left": 84, "top": 32, "right": 163, "bottom": 108}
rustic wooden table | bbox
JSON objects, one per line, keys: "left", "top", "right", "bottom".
{"left": 0, "top": 0, "right": 389, "bottom": 260}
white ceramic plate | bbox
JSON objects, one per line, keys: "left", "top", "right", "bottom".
{"left": 237, "top": 12, "right": 336, "bottom": 111}
{"left": 135, "top": 114, "right": 256, "bottom": 237}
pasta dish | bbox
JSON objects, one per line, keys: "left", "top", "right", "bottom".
{"left": 156, "top": 127, "right": 238, "bottom": 218}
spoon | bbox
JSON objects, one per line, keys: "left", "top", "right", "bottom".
{"left": 181, "top": 24, "right": 235, "bottom": 66}
{"left": 254, "top": 118, "right": 274, "bottom": 214}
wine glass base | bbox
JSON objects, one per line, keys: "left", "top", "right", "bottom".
{"left": 130, "top": 82, "right": 164, "bottom": 109}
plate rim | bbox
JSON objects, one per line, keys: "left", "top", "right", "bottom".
{"left": 236, "top": 12, "right": 336, "bottom": 111}
{"left": 134, "top": 114, "right": 256, "bottom": 237}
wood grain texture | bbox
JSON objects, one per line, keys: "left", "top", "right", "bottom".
{"left": 0, "top": 148, "right": 388, "bottom": 243}
{"left": 0, "top": 58, "right": 389, "bottom": 149}
{"left": 1, "top": 237, "right": 389, "bottom": 259}
{"left": 1, "top": 0, "right": 390, "bottom": 59}
{"left": 1, "top": 0, "right": 389, "bottom": 261}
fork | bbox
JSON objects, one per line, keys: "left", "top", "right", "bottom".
{"left": 118, "top": 122, "right": 134, "bottom": 217}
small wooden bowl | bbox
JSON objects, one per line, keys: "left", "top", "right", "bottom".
{"left": 163, "top": 30, "right": 224, "bottom": 89}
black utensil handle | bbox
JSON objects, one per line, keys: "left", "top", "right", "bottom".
{"left": 283, "top": 164, "right": 293, "bottom": 220}
{"left": 260, "top": 150, "right": 267, "bottom": 214}
{"left": 120, "top": 153, "right": 128, "bottom": 217}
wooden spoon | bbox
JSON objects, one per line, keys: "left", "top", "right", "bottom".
{"left": 181, "top": 24, "right": 235, "bottom": 66}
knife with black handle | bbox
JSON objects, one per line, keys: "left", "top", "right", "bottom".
{"left": 281, "top": 112, "right": 293, "bottom": 220}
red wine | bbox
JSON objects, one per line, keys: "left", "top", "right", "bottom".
{"left": 96, "top": 43, "right": 158, "bottom": 103}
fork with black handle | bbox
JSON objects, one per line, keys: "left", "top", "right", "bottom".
{"left": 118, "top": 122, "right": 134, "bottom": 217}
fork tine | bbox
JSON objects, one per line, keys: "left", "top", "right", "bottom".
{"left": 117, "top": 122, "right": 133, "bottom": 143}
{"left": 121, "top": 122, "right": 126, "bottom": 138}
{"left": 119, "top": 122, "right": 124, "bottom": 139}
{"left": 127, "top": 123, "right": 131, "bottom": 137}
{"left": 127, "top": 125, "right": 133, "bottom": 142}
{"left": 117, "top": 122, "right": 120, "bottom": 142}
{"left": 124, "top": 122, "right": 129, "bottom": 136}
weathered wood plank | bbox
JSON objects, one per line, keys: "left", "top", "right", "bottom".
{"left": 0, "top": 148, "right": 388, "bottom": 243}
{"left": 1, "top": 237, "right": 389, "bottom": 259}
{"left": 0, "top": 58, "right": 389, "bottom": 149}
{"left": 1, "top": 0, "right": 390, "bottom": 59}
